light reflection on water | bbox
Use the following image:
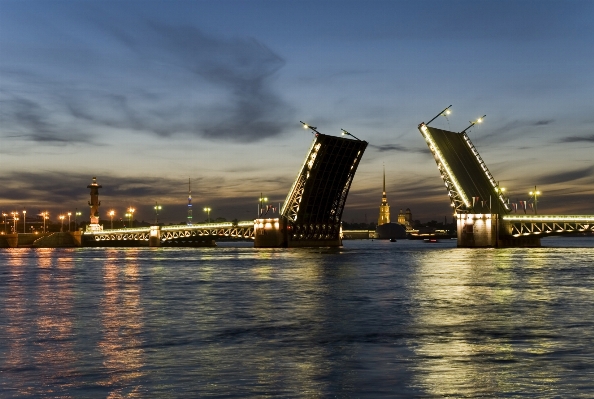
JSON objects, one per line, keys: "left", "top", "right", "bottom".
{"left": 0, "top": 237, "right": 593, "bottom": 397}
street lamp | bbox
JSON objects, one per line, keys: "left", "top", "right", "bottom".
{"left": 529, "top": 186, "right": 541, "bottom": 215}
{"left": 59, "top": 215, "right": 65, "bottom": 232}
{"left": 42, "top": 212, "right": 49, "bottom": 233}
{"left": 22, "top": 210, "right": 26, "bottom": 234}
{"left": 300, "top": 121, "right": 321, "bottom": 135}
{"left": 75, "top": 210, "right": 82, "bottom": 230}
{"left": 109, "top": 210, "right": 115, "bottom": 229}
{"left": 204, "top": 207, "right": 211, "bottom": 223}
{"left": 2, "top": 213, "right": 7, "bottom": 234}
{"left": 461, "top": 115, "right": 486, "bottom": 134}
{"left": 128, "top": 207, "right": 135, "bottom": 228}
{"left": 154, "top": 203, "right": 162, "bottom": 224}
{"left": 11, "top": 212, "right": 19, "bottom": 233}
{"left": 340, "top": 128, "right": 361, "bottom": 141}
{"left": 258, "top": 194, "right": 268, "bottom": 217}
{"left": 67, "top": 212, "right": 72, "bottom": 232}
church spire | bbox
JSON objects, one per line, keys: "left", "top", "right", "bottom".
{"left": 378, "top": 165, "right": 390, "bottom": 225}
{"left": 383, "top": 164, "right": 386, "bottom": 194}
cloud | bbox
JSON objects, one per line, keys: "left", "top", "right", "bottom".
{"left": 536, "top": 166, "right": 594, "bottom": 186}
{"left": 1, "top": 17, "right": 294, "bottom": 144}
{"left": 534, "top": 120, "right": 554, "bottom": 126}
{"left": 473, "top": 118, "right": 556, "bottom": 145}
{"left": 100, "top": 21, "right": 294, "bottom": 142}
{"left": 368, "top": 143, "right": 428, "bottom": 154}
{"left": 369, "top": 144, "right": 408, "bottom": 153}
{"left": 0, "top": 94, "right": 93, "bottom": 144}
{"left": 557, "top": 134, "right": 594, "bottom": 143}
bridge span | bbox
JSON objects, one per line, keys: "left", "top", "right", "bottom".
{"left": 83, "top": 220, "right": 255, "bottom": 247}
{"left": 82, "top": 127, "right": 367, "bottom": 248}
{"left": 419, "top": 107, "right": 594, "bottom": 248}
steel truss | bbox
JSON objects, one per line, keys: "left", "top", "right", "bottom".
{"left": 503, "top": 216, "right": 594, "bottom": 237}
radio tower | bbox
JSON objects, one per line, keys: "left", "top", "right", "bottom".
{"left": 187, "top": 178, "right": 193, "bottom": 225}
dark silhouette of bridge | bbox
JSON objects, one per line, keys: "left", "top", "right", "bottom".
{"left": 419, "top": 106, "right": 594, "bottom": 247}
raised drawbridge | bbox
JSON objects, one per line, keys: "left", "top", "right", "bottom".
{"left": 418, "top": 106, "right": 594, "bottom": 247}
{"left": 254, "top": 129, "right": 367, "bottom": 247}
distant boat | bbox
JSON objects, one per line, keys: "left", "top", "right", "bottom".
{"left": 424, "top": 238, "right": 438, "bottom": 243}
{"left": 390, "top": 238, "right": 397, "bottom": 242}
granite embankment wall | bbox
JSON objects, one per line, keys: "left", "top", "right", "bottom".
{"left": 0, "top": 232, "right": 82, "bottom": 248}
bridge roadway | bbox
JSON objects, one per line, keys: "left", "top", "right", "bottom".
{"left": 84, "top": 220, "right": 255, "bottom": 246}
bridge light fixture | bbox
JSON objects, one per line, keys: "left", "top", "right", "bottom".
{"left": 529, "top": 186, "right": 541, "bottom": 214}
{"left": 204, "top": 207, "right": 211, "bottom": 223}
{"left": 461, "top": 115, "right": 486, "bottom": 134}
{"left": 74, "top": 210, "right": 82, "bottom": 231}
{"left": 41, "top": 211, "right": 49, "bottom": 233}
{"left": 59, "top": 215, "right": 65, "bottom": 232}
{"left": 154, "top": 202, "right": 162, "bottom": 225}
{"left": 258, "top": 194, "right": 269, "bottom": 217}
{"left": 340, "top": 129, "right": 361, "bottom": 141}
{"left": 109, "top": 210, "right": 115, "bottom": 229}
{"left": 300, "top": 121, "right": 320, "bottom": 135}
{"left": 425, "top": 105, "right": 453, "bottom": 126}
{"left": 128, "top": 207, "right": 135, "bottom": 228}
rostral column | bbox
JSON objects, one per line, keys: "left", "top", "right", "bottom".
{"left": 87, "top": 177, "right": 103, "bottom": 231}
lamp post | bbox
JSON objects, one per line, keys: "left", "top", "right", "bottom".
{"left": 529, "top": 186, "right": 541, "bottom": 215}
{"left": 2, "top": 213, "right": 7, "bottom": 234}
{"left": 75, "top": 210, "right": 81, "bottom": 230}
{"left": 461, "top": 115, "right": 486, "bottom": 134}
{"left": 59, "top": 215, "right": 65, "bottom": 232}
{"left": 42, "top": 212, "right": 48, "bottom": 233}
{"left": 67, "top": 212, "right": 71, "bottom": 232}
{"left": 258, "top": 193, "right": 268, "bottom": 217}
{"left": 494, "top": 186, "right": 506, "bottom": 247}
{"left": 109, "top": 210, "right": 115, "bottom": 229}
{"left": 340, "top": 128, "right": 361, "bottom": 141}
{"left": 22, "top": 210, "right": 26, "bottom": 233}
{"left": 11, "top": 212, "right": 18, "bottom": 233}
{"left": 154, "top": 202, "right": 162, "bottom": 225}
{"left": 128, "top": 207, "right": 135, "bottom": 228}
{"left": 204, "top": 207, "right": 211, "bottom": 223}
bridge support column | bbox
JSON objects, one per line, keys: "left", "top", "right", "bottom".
{"left": 457, "top": 214, "right": 498, "bottom": 248}
{"left": 149, "top": 226, "right": 161, "bottom": 247}
{"left": 254, "top": 218, "right": 288, "bottom": 248}
{"left": 69, "top": 231, "right": 82, "bottom": 247}
{"left": 457, "top": 214, "right": 541, "bottom": 248}
{"left": 0, "top": 233, "right": 19, "bottom": 248}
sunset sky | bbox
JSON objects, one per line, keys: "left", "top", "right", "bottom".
{"left": 1, "top": 0, "right": 593, "bottom": 225}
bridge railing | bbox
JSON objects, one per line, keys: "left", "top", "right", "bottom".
{"left": 85, "top": 220, "right": 256, "bottom": 235}
{"left": 503, "top": 215, "right": 594, "bottom": 222}
{"left": 83, "top": 227, "right": 151, "bottom": 235}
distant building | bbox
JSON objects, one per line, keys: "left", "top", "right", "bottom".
{"left": 397, "top": 208, "right": 413, "bottom": 230}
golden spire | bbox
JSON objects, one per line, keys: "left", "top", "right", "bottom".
{"left": 378, "top": 165, "right": 390, "bottom": 225}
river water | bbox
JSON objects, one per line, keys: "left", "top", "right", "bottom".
{"left": 1, "top": 237, "right": 593, "bottom": 398}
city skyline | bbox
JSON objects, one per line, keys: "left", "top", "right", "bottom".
{"left": 1, "top": 0, "right": 593, "bottom": 224}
